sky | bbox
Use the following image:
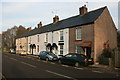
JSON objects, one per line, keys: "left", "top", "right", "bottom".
{"left": 0, "top": 0, "right": 120, "bottom": 33}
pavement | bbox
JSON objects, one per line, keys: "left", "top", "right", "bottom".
{"left": 90, "top": 64, "right": 119, "bottom": 74}
{"left": 27, "top": 54, "right": 39, "bottom": 58}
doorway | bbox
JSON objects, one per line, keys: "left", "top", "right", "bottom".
{"left": 84, "top": 47, "right": 91, "bottom": 58}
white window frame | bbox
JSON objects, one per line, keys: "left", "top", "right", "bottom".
{"left": 60, "top": 31, "right": 64, "bottom": 41}
{"left": 46, "top": 33, "right": 48, "bottom": 42}
{"left": 76, "top": 45, "right": 82, "bottom": 54}
{"left": 76, "top": 28, "right": 82, "bottom": 40}
{"left": 60, "top": 45, "right": 63, "bottom": 55}
{"left": 37, "top": 35, "right": 39, "bottom": 42}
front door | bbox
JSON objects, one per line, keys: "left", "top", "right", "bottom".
{"left": 85, "top": 47, "right": 91, "bottom": 58}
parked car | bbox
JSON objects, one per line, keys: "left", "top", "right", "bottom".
{"left": 19, "top": 51, "right": 27, "bottom": 56}
{"left": 10, "top": 48, "right": 16, "bottom": 54}
{"left": 55, "top": 54, "right": 64, "bottom": 59}
{"left": 38, "top": 51, "right": 58, "bottom": 61}
{"left": 10, "top": 51, "right": 16, "bottom": 54}
{"left": 58, "top": 53, "right": 94, "bottom": 67}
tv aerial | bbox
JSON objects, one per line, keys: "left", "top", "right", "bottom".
{"left": 85, "top": 2, "right": 88, "bottom": 7}
{"left": 52, "top": 9, "right": 59, "bottom": 16}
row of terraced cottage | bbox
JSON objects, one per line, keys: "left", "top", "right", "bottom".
{"left": 16, "top": 5, "right": 117, "bottom": 63}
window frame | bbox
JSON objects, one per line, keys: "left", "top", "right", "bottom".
{"left": 60, "top": 45, "right": 63, "bottom": 55}
{"left": 46, "top": 33, "right": 48, "bottom": 42}
{"left": 76, "top": 28, "right": 82, "bottom": 40}
{"left": 60, "top": 31, "right": 64, "bottom": 41}
{"left": 76, "top": 45, "right": 82, "bottom": 54}
{"left": 37, "top": 35, "right": 39, "bottom": 42}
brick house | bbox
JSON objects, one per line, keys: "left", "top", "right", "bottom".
{"left": 16, "top": 5, "right": 117, "bottom": 63}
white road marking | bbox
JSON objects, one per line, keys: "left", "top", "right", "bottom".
{"left": 75, "top": 67, "right": 84, "bottom": 70}
{"left": 2, "top": 75, "right": 6, "bottom": 80}
{"left": 61, "top": 65, "right": 70, "bottom": 67}
{"left": 46, "top": 70, "right": 78, "bottom": 80}
{"left": 21, "top": 61, "right": 37, "bottom": 68}
{"left": 49, "top": 62, "right": 55, "bottom": 64}
{"left": 0, "top": 73, "right": 6, "bottom": 80}
{"left": 37, "top": 60, "right": 41, "bottom": 61}
{"left": 9, "top": 58, "right": 18, "bottom": 61}
{"left": 92, "top": 70, "right": 103, "bottom": 73}
{"left": 42, "top": 60, "right": 47, "bottom": 63}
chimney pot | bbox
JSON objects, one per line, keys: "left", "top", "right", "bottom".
{"left": 53, "top": 15, "right": 59, "bottom": 23}
{"left": 27, "top": 27, "right": 32, "bottom": 31}
{"left": 79, "top": 5, "right": 88, "bottom": 15}
{"left": 38, "top": 21, "right": 42, "bottom": 28}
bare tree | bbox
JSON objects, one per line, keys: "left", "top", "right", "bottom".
{"left": 2, "top": 25, "right": 28, "bottom": 52}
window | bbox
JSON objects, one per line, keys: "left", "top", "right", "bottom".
{"left": 76, "top": 28, "right": 82, "bottom": 40}
{"left": 30, "top": 37, "right": 31, "bottom": 43}
{"left": 60, "top": 31, "right": 64, "bottom": 41}
{"left": 37, "top": 35, "right": 39, "bottom": 42}
{"left": 46, "top": 33, "right": 48, "bottom": 42}
{"left": 65, "top": 54, "right": 72, "bottom": 57}
{"left": 76, "top": 45, "right": 82, "bottom": 54}
{"left": 60, "top": 45, "right": 63, "bottom": 55}
{"left": 37, "top": 45, "right": 39, "bottom": 52}
{"left": 65, "top": 54, "right": 77, "bottom": 57}
{"left": 72, "top": 55, "right": 77, "bottom": 57}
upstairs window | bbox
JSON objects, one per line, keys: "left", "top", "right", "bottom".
{"left": 60, "top": 31, "right": 64, "bottom": 41}
{"left": 46, "top": 33, "right": 48, "bottom": 42}
{"left": 76, "top": 28, "right": 82, "bottom": 40}
{"left": 37, "top": 35, "right": 39, "bottom": 42}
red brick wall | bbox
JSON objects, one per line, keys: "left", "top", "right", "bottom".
{"left": 94, "top": 7, "right": 117, "bottom": 62}
{"left": 69, "top": 24, "right": 94, "bottom": 57}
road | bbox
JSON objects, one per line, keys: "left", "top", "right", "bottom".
{"left": 2, "top": 53, "right": 119, "bottom": 80}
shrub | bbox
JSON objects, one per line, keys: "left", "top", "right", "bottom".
{"left": 102, "top": 48, "right": 112, "bottom": 58}
{"left": 98, "top": 54, "right": 109, "bottom": 65}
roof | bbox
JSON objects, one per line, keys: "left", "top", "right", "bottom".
{"left": 17, "top": 6, "right": 106, "bottom": 39}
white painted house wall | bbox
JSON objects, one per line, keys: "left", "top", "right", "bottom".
{"left": 27, "top": 33, "right": 47, "bottom": 55}
{"left": 38, "top": 28, "right": 69, "bottom": 56}
{"left": 27, "top": 36, "right": 31, "bottom": 54}
{"left": 16, "top": 38, "right": 20, "bottom": 53}
{"left": 54, "top": 28, "right": 69, "bottom": 55}
{"left": 28, "top": 35, "right": 38, "bottom": 55}
{"left": 39, "top": 33, "right": 46, "bottom": 52}
{"left": 16, "top": 37, "right": 27, "bottom": 54}
{"left": 26, "top": 28, "right": 69, "bottom": 56}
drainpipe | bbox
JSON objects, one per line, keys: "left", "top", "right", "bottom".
{"left": 52, "top": 31, "right": 53, "bottom": 44}
{"left": 51, "top": 31, "right": 53, "bottom": 53}
{"left": 85, "top": 48, "right": 87, "bottom": 56}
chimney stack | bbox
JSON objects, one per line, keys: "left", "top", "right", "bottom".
{"left": 27, "top": 27, "right": 32, "bottom": 31}
{"left": 53, "top": 15, "right": 59, "bottom": 23}
{"left": 38, "top": 21, "right": 42, "bottom": 28}
{"left": 79, "top": 5, "right": 88, "bottom": 15}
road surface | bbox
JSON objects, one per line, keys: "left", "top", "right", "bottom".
{"left": 2, "top": 53, "right": 119, "bottom": 80}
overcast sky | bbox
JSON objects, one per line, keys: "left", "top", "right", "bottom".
{"left": 0, "top": 0, "right": 119, "bottom": 33}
